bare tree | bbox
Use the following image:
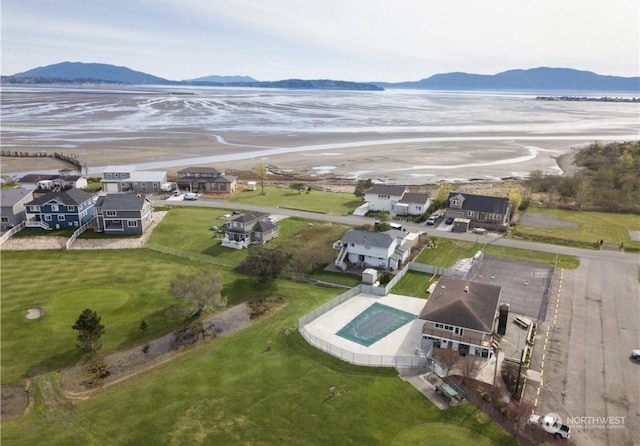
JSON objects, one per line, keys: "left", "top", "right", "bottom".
{"left": 459, "top": 357, "right": 482, "bottom": 383}
{"left": 435, "top": 348, "right": 461, "bottom": 376}
{"left": 255, "top": 164, "right": 267, "bottom": 195}
{"left": 170, "top": 268, "right": 226, "bottom": 317}
{"left": 509, "top": 399, "right": 536, "bottom": 433}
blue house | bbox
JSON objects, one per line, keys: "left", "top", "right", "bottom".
{"left": 25, "top": 189, "right": 95, "bottom": 230}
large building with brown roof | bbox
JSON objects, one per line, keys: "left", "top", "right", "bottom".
{"left": 419, "top": 276, "right": 502, "bottom": 359}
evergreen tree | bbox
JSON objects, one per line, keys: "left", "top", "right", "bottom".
{"left": 72, "top": 309, "right": 105, "bottom": 353}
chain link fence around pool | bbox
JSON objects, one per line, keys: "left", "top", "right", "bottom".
{"left": 298, "top": 285, "right": 427, "bottom": 368}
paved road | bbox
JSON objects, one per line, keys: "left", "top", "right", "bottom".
{"left": 157, "top": 195, "right": 640, "bottom": 445}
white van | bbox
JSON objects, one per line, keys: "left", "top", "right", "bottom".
{"left": 183, "top": 192, "right": 198, "bottom": 201}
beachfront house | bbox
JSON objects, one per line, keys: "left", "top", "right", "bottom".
{"left": 419, "top": 276, "right": 502, "bottom": 360}
{"left": 176, "top": 167, "right": 237, "bottom": 194}
{"left": 393, "top": 192, "right": 431, "bottom": 217}
{"left": 444, "top": 192, "right": 511, "bottom": 232}
{"left": 101, "top": 165, "right": 167, "bottom": 194}
{"left": 333, "top": 229, "right": 412, "bottom": 271}
{"left": 363, "top": 185, "right": 409, "bottom": 214}
{"left": 24, "top": 189, "right": 95, "bottom": 230}
{"left": 221, "top": 212, "right": 279, "bottom": 249}
{"left": 1, "top": 188, "right": 34, "bottom": 229}
{"left": 95, "top": 194, "right": 154, "bottom": 235}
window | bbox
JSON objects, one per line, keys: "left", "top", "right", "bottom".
{"left": 29, "top": 205, "right": 40, "bottom": 212}
{"left": 1, "top": 217, "right": 8, "bottom": 223}
{"left": 454, "top": 327, "right": 464, "bottom": 336}
{"left": 450, "top": 199, "right": 461, "bottom": 207}
{"left": 435, "top": 323, "right": 454, "bottom": 331}
{"left": 106, "top": 211, "right": 117, "bottom": 217}
{"left": 466, "top": 211, "right": 475, "bottom": 217}
{"left": 51, "top": 205, "right": 59, "bottom": 212}
{"left": 58, "top": 215, "right": 65, "bottom": 221}
{"left": 127, "top": 220, "right": 138, "bottom": 227}
{"left": 45, "top": 215, "right": 52, "bottom": 221}
{"left": 68, "top": 205, "right": 76, "bottom": 211}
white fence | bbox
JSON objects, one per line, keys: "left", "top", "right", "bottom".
{"left": 0, "top": 222, "right": 25, "bottom": 245}
{"left": 65, "top": 216, "right": 96, "bottom": 250}
{"left": 297, "top": 284, "right": 427, "bottom": 369}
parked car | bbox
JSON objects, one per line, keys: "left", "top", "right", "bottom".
{"left": 631, "top": 350, "right": 640, "bottom": 361}
{"left": 445, "top": 217, "right": 454, "bottom": 225}
{"left": 183, "top": 192, "right": 198, "bottom": 201}
{"left": 426, "top": 216, "right": 437, "bottom": 225}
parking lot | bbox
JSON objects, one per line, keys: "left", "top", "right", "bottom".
{"left": 526, "top": 255, "right": 639, "bottom": 446}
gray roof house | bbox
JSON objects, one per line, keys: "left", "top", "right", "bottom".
{"left": 177, "top": 167, "right": 237, "bottom": 194}
{"left": 419, "top": 276, "right": 502, "bottom": 359}
{"left": 95, "top": 194, "right": 154, "bottom": 235}
{"left": 1, "top": 188, "right": 34, "bottom": 228}
{"left": 334, "top": 228, "right": 412, "bottom": 271}
{"left": 394, "top": 192, "right": 431, "bottom": 216}
{"left": 363, "top": 184, "right": 409, "bottom": 214}
{"left": 101, "top": 165, "right": 167, "bottom": 194}
{"left": 25, "top": 189, "right": 95, "bottom": 230}
{"left": 445, "top": 192, "right": 511, "bottom": 231}
{"left": 221, "top": 212, "right": 279, "bottom": 249}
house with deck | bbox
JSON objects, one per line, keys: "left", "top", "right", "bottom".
{"left": 24, "top": 189, "right": 95, "bottom": 230}
{"left": 393, "top": 192, "right": 431, "bottom": 216}
{"left": 221, "top": 212, "right": 279, "bottom": 249}
{"left": 176, "top": 167, "right": 237, "bottom": 194}
{"left": 1, "top": 188, "right": 34, "bottom": 229}
{"left": 333, "top": 229, "right": 412, "bottom": 271}
{"left": 444, "top": 192, "right": 511, "bottom": 232}
{"left": 95, "top": 194, "right": 154, "bottom": 235}
{"left": 419, "top": 276, "right": 502, "bottom": 360}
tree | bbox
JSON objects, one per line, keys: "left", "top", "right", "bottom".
{"left": 290, "top": 183, "right": 307, "bottom": 194}
{"left": 459, "top": 357, "right": 482, "bottom": 383}
{"left": 372, "top": 211, "right": 391, "bottom": 232}
{"left": 72, "top": 309, "right": 105, "bottom": 353}
{"left": 139, "top": 320, "right": 148, "bottom": 336}
{"left": 170, "top": 268, "right": 226, "bottom": 317}
{"left": 508, "top": 189, "right": 522, "bottom": 213}
{"left": 509, "top": 399, "right": 536, "bottom": 433}
{"left": 354, "top": 178, "right": 373, "bottom": 199}
{"left": 435, "top": 348, "right": 461, "bottom": 376}
{"left": 255, "top": 164, "right": 267, "bottom": 195}
{"left": 238, "top": 246, "right": 292, "bottom": 281}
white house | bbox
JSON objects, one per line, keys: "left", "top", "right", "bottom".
{"left": 101, "top": 165, "right": 167, "bottom": 194}
{"left": 393, "top": 192, "right": 431, "bottom": 216}
{"left": 363, "top": 185, "right": 408, "bottom": 214}
{"left": 334, "top": 229, "right": 412, "bottom": 271}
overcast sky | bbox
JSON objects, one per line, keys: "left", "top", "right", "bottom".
{"left": 2, "top": 0, "right": 638, "bottom": 82}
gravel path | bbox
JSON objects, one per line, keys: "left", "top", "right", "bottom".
{"left": 0, "top": 212, "right": 167, "bottom": 251}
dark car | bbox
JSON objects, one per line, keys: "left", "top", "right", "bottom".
{"left": 445, "top": 217, "right": 454, "bottom": 224}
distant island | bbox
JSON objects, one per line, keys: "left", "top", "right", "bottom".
{"left": 2, "top": 62, "right": 639, "bottom": 93}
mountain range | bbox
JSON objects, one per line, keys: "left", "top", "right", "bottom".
{"left": 3, "top": 61, "right": 639, "bottom": 92}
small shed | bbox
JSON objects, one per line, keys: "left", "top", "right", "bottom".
{"left": 452, "top": 218, "right": 470, "bottom": 233}
{"left": 362, "top": 268, "right": 378, "bottom": 285}
{"left": 246, "top": 181, "right": 257, "bottom": 191}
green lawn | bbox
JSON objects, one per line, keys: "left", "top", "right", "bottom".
{"left": 513, "top": 207, "right": 640, "bottom": 251}
{"left": 390, "top": 270, "right": 435, "bottom": 298}
{"left": 415, "top": 237, "right": 579, "bottom": 270}
{"left": 1, "top": 279, "right": 517, "bottom": 445}
{"left": 228, "top": 186, "right": 363, "bottom": 215}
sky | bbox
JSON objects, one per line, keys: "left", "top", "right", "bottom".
{"left": 2, "top": 0, "right": 639, "bottom": 82}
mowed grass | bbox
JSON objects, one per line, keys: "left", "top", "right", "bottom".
{"left": 0, "top": 249, "right": 273, "bottom": 383}
{"left": 228, "top": 186, "right": 363, "bottom": 215}
{"left": 1, "top": 283, "right": 517, "bottom": 446}
{"left": 514, "top": 207, "right": 640, "bottom": 250}
{"left": 390, "top": 270, "right": 436, "bottom": 298}
{"left": 415, "top": 237, "right": 579, "bottom": 269}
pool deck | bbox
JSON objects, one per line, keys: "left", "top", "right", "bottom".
{"left": 303, "top": 293, "right": 427, "bottom": 358}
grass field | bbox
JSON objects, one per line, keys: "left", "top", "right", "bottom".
{"left": 227, "top": 185, "right": 362, "bottom": 215}
{"left": 390, "top": 270, "right": 435, "bottom": 298}
{"left": 1, "top": 278, "right": 517, "bottom": 445}
{"left": 514, "top": 207, "right": 640, "bottom": 251}
{"left": 415, "top": 237, "right": 579, "bottom": 270}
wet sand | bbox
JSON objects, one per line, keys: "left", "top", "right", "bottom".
{"left": 1, "top": 130, "right": 593, "bottom": 184}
